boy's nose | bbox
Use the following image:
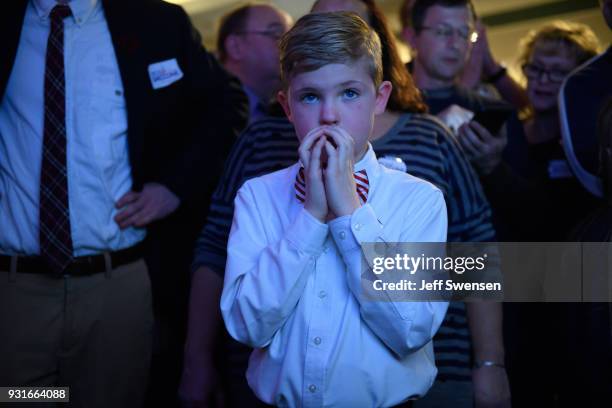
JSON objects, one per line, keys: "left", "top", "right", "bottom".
{"left": 319, "top": 101, "right": 339, "bottom": 125}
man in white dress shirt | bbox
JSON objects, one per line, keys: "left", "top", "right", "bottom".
{"left": 0, "top": 0, "right": 247, "bottom": 406}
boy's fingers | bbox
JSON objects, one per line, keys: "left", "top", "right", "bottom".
{"left": 323, "top": 126, "right": 350, "bottom": 149}
{"left": 321, "top": 128, "right": 346, "bottom": 162}
{"left": 299, "top": 128, "right": 326, "bottom": 169}
{"left": 324, "top": 126, "right": 354, "bottom": 172}
{"left": 323, "top": 140, "right": 337, "bottom": 171}
{"left": 298, "top": 140, "right": 311, "bottom": 168}
{"left": 309, "top": 136, "right": 325, "bottom": 177}
{"left": 298, "top": 148, "right": 311, "bottom": 171}
{"left": 302, "top": 127, "right": 326, "bottom": 151}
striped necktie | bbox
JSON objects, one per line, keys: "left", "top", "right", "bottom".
{"left": 39, "top": 4, "right": 73, "bottom": 273}
{"left": 294, "top": 168, "right": 369, "bottom": 204}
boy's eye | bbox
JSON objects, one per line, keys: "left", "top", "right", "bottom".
{"left": 300, "top": 93, "right": 319, "bottom": 104}
{"left": 343, "top": 89, "right": 359, "bottom": 99}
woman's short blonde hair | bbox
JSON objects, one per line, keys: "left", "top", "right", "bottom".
{"left": 279, "top": 12, "right": 383, "bottom": 88}
{"left": 518, "top": 20, "right": 601, "bottom": 71}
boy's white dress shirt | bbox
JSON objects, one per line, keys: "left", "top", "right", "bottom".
{"left": 221, "top": 145, "right": 449, "bottom": 407}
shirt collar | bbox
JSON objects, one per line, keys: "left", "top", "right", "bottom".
{"left": 33, "top": 0, "right": 98, "bottom": 26}
{"left": 354, "top": 143, "right": 380, "bottom": 181}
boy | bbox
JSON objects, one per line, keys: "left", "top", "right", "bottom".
{"left": 220, "top": 12, "right": 448, "bottom": 407}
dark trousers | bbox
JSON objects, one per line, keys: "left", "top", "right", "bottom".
{"left": 0, "top": 259, "right": 153, "bottom": 408}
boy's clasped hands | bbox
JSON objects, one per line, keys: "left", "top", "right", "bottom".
{"left": 298, "top": 125, "right": 362, "bottom": 223}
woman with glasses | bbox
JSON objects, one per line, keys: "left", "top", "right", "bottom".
{"left": 513, "top": 21, "right": 600, "bottom": 239}
{"left": 519, "top": 21, "right": 600, "bottom": 145}
{"left": 480, "top": 21, "right": 601, "bottom": 242}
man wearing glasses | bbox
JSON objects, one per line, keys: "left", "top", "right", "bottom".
{"left": 402, "top": 0, "right": 524, "bottom": 178}
{"left": 401, "top": 1, "right": 514, "bottom": 408}
{"left": 215, "top": 4, "right": 292, "bottom": 124}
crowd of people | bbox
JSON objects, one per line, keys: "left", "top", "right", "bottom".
{"left": 0, "top": 0, "right": 610, "bottom": 407}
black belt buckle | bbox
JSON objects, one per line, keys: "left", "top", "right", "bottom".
{"left": 63, "top": 254, "right": 106, "bottom": 277}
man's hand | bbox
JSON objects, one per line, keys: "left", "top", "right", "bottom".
{"left": 472, "top": 365, "right": 512, "bottom": 408}
{"left": 114, "top": 182, "right": 180, "bottom": 229}
{"left": 179, "top": 355, "right": 217, "bottom": 408}
{"left": 460, "top": 20, "right": 502, "bottom": 89}
{"left": 460, "top": 20, "right": 487, "bottom": 88}
{"left": 479, "top": 22, "right": 504, "bottom": 82}
{"left": 457, "top": 121, "right": 507, "bottom": 175}
{"left": 178, "top": 266, "right": 224, "bottom": 408}
{"left": 298, "top": 127, "right": 329, "bottom": 222}
{"left": 321, "top": 126, "right": 361, "bottom": 219}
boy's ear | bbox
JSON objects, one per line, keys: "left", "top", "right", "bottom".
{"left": 277, "top": 89, "right": 293, "bottom": 122}
{"left": 374, "top": 80, "right": 393, "bottom": 115}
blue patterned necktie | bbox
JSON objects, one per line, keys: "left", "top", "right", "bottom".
{"left": 39, "top": 4, "right": 73, "bottom": 273}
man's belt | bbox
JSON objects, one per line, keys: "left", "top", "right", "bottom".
{"left": 0, "top": 243, "right": 144, "bottom": 277}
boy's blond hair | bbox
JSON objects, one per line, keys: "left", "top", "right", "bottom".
{"left": 279, "top": 12, "right": 383, "bottom": 88}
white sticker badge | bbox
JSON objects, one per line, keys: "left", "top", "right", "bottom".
{"left": 148, "top": 58, "right": 183, "bottom": 90}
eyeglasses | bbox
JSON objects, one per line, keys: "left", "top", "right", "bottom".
{"left": 522, "top": 63, "right": 571, "bottom": 83}
{"left": 235, "top": 29, "right": 284, "bottom": 41}
{"left": 418, "top": 24, "right": 479, "bottom": 43}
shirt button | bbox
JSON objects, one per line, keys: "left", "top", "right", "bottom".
{"left": 314, "top": 337, "right": 322, "bottom": 345}
{"left": 115, "top": 89, "right": 122, "bottom": 96}
{"left": 354, "top": 223, "right": 362, "bottom": 231}
{"left": 308, "top": 384, "right": 317, "bottom": 393}
{"left": 339, "top": 231, "right": 346, "bottom": 240}
{"left": 318, "top": 290, "right": 327, "bottom": 298}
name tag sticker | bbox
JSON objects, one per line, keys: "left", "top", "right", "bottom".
{"left": 147, "top": 58, "right": 183, "bottom": 89}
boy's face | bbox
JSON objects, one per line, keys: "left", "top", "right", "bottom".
{"left": 278, "top": 59, "right": 391, "bottom": 161}
{"left": 406, "top": 5, "right": 475, "bottom": 88}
